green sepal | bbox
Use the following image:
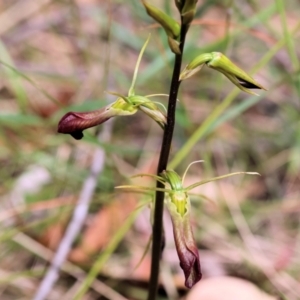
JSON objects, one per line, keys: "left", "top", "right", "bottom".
{"left": 185, "top": 171, "right": 259, "bottom": 192}
{"left": 161, "top": 170, "right": 184, "bottom": 191}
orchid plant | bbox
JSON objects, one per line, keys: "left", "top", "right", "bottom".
{"left": 57, "top": 0, "right": 265, "bottom": 298}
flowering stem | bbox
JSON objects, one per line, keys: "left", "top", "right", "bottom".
{"left": 147, "top": 22, "right": 189, "bottom": 300}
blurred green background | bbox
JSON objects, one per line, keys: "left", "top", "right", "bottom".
{"left": 0, "top": 0, "right": 299, "bottom": 299}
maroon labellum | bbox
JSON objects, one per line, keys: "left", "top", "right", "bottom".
{"left": 57, "top": 108, "right": 111, "bottom": 140}
{"left": 171, "top": 211, "right": 202, "bottom": 288}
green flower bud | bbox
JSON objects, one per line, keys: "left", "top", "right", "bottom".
{"left": 182, "top": 0, "right": 198, "bottom": 14}
{"left": 207, "top": 52, "right": 266, "bottom": 95}
{"left": 181, "top": 0, "right": 198, "bottom": 25}
{"left": 174, "top": 0, "right": 184, "bottom": 11}
{"left": 180, "top": 52, "right": 266, "bottom": 95}
{"left": 142, "top": 1, "right": 180, "bottom": 39}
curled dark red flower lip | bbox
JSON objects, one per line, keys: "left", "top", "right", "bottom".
{"left": 160, "top": 170, "right": 202, "bottom": 288}
{"left": 171, "top": 208, "right": 202, "bottom": 288}
{"left": 57, "top": 109, "right": 111, "bottom": 140}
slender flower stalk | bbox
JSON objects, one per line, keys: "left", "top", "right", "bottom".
{"left": 142, "top": 1, "right": 181, "bottom": 54}
{"left": 139, "top": 3, "right": 196, "bottom": 297}
{"left": 147, "top": 21, "right": 189, "bottom": 300}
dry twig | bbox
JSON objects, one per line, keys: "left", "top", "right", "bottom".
{"left": 33, "top": 121, "right": 113, "bottom": 300}
{"left": 13, "top": 231, "right": 127, "bottom": 300}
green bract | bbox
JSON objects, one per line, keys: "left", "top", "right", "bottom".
{"left": 174, "top": 0, "right": 198, "bottom": 25}
{"left": 142, "top": 1, "right": 181, "bottom": 54}
{"left": 142, "top": 1, "right": 180, "bottom": 39}
{"left": 182, "top": 0, "right": 198, "bottom": 14}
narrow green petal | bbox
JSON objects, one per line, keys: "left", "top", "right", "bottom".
{"left": 128, "top": 35, "right": 150, "bottom": 97}
{"left": 186, "top": 171, "right": 260, "bottom": 191}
